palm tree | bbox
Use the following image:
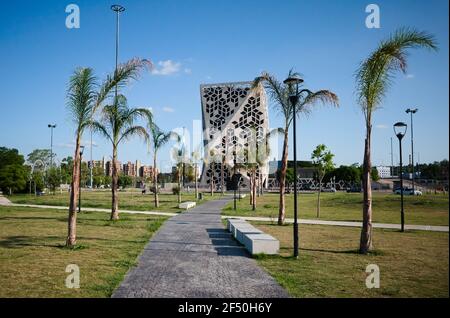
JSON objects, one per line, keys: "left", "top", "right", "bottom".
{"left": 65, "top": 58, "right": 150, "bottom": 247}
{"left": 148, "top": 124, "right": 175, "bottom": 207}
{"left": 356, "top": 28, "right": 437, "bottom": 254}
{"left": 89, "top": 94, "right": 152, "bottom": 220}
{"left": 253, "top": 71, "right": 338, "bottom": 225}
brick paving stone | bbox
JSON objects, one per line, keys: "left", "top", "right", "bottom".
{"left": 112, "top": 197, "right": 288, "bottom": 298}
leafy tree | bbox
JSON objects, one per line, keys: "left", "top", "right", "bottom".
{"left": 328, "top": 165, "right": 361, "bottom": 184}
{"left": 0, "top": 164, "right": 27, "bottom": 194}
{"left": 31, "top": 170, "right": 45, "bottom": 192}
{"left": 118, "top": 175, "right": 133, "bottom": 188}
{"left": 253, "top": 71, "right": 338, "bottom": 225}
{"left": 355, "top": 28, "right": 437, "bottom": 254}
{"left": 47, "top": 167, "right": 61, "bottom": 193}
{"left": 61, "top": 156, "right": 73, "bottom": 184}
{"left": 65, "top": 58, "right": 150, "bottom": 246}
{"left": 27, "top": 149, "right": 53, "bottom": 167}
{"left": 311, "top": 144, "right": 335, "bottom": 218}
{"left": 89, "top": 94, "right": 151, "bottom": 220}
{"left": 0, "top": 147, "right": 25, "bottom": 169}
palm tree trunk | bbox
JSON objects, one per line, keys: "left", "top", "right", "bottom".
{"left": 278, "top": 128, "right": 289, "bottom": 225}
{"left": 154, "top": 153, "right": 159, "bottom": 207}
{"left": 360, "top": 122, "right": 373, "bottom": 254}
{"left": 66, "top": 135, "right": 81, "bottom": 247}
{"left": 194, "top": 163, "right": 198, "bottom": 200}
{"left": 178, "top": 166, "right": 182, "bottom": 203}
{"left": 221, "top": 157, "right": 225, "bottom": 195}
{"left": 210, "top": 163, "right": 214, "bottom": 196}
{"left": 252, "top": 169, "right": 256, "bottom": 211}
{"left": 111, "top": 146, "right": 119, "bottom": 220}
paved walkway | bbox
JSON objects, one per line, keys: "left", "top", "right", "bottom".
{"left": 112, "top": 197, "right": 289, "bottom": 298}
{"left": 2, "top": 201, "right": 448, "bottom": 232}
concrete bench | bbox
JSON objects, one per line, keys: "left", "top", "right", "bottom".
{"left": 178, "top": 201, "right": 196, "bottom": 210}
{"left": 242, "top": 233, "right": 279, "bottom": 255}
{"left": 226, "top": 218, "right": 279, "bottom": 255}
{"left": 227, "top": 218, "right": 248, "bottom": 236}
{"left": 235, "top": 225, "right": 263, "bottom": 244}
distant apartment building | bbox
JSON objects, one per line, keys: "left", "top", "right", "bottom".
{"left": 106, "top": 160, "right": 122, "bottom": 176}
{"left": 88, "top": 157, "right": 106, "bottom": 174}
{"left": 376, "top": 166, "right": 392, "bottom": 179}
{"left": 139, "top": 165, "right": 157, "bottom": 179}
{"left": 123, "top": 161, "right": 136, "bottom": 177}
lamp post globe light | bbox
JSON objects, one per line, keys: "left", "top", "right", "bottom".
{"left": 405, "top": 108, "right": 418, "bottom": 191}
{"left": 394, "top": 122, "right": 407, "bottom": 232}
{"left": 48, "top": 124, "right": 56, "bottom": 167}
{"left": 283, "top": 75, "right": 304, "bottom": 258}
{"left": 78, "top": 145, "right": 85, "bottom": 214}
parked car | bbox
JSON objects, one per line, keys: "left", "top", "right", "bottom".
{"left": 394, "top": 188, "right": 422, "bottom": 196}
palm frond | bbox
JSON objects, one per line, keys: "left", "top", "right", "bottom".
{"left": 88, "top": 120, "right": 113, "bottom": 145}
{"left": 94, "top": 58, "right": 152, "bottom": 113}
{"left": 118, "top": 126, "right": 149, "bottom": 144}
{"left": 66, "top": 67, "right": 97, "bottom": 132}
{"left": 356, "top": 27, "right": 437, "bottom": 117}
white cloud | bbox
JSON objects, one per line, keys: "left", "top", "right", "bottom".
{"left": 162, "top": 107, "right": 175, "bottom": 113}
{"left": 57, "top": 139, "right": 98, "bottom": 149}
{"left": 406, "top": 74, "right": 415, "bottom": 79}
{"left": 151, "top": 60, "right": 181, "bottom": 76}
{"left": 184, "top": 68, "right": 192, "bottom": 74}
{"left": 375, "top": 124, "right": 388, "bottom": 129}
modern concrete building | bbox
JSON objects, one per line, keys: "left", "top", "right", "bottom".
{"left": 199, "top": 81, "right": 269, "bottom": 189}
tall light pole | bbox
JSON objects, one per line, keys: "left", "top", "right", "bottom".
{"left": 48, "top": 124, "right": 56, "bottom": 167}
{"left": 111, "top": 4, "right": 125, "bottom": 97}
{"left": 283, "top": 75, "right": 304, "bottom": 258}
{"left": 406, "top": 108, "right": 418, "bottom": 191}
{"left": 394, "top": 122, "right": 407, "bottom": 232}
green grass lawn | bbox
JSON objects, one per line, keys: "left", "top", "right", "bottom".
{"left": 252, "top": 222, "right": 449, "bottom": 297}
{"left": 8, "top": 190, "right": 218, "bottom": 213}
{"left": 0, "top": 205, "right": 167, "bottom": 297}
{"left": 223, "top": 192, "right": 449, "bottom": 225}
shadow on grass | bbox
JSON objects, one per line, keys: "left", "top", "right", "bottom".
{"left": 0, "top": 235, "right": 63, "bottom": 248}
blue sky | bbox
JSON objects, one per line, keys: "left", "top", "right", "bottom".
{"left": 0, "top": 0, "right": 448, "bottom": 172}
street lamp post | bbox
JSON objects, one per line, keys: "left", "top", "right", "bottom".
{"left": 48, "top": 124, "right": 56, "bottom": 167}
{"left": 405, "top": 108, "right": 418, "bottom": 191}
{"left": 283, "top": 75, "right": 304, "bottom": 258}
{"left": 111, "top": 4, "right": 125, "bottom": 97}
{"left": 394, "top": 122, "right": 407, "bottom": 232}
{"left": 233, "top": 149, "right": 237, "bottom": 210}
{"left": 79, "top": 145, "right": 85, "bottom": 214}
